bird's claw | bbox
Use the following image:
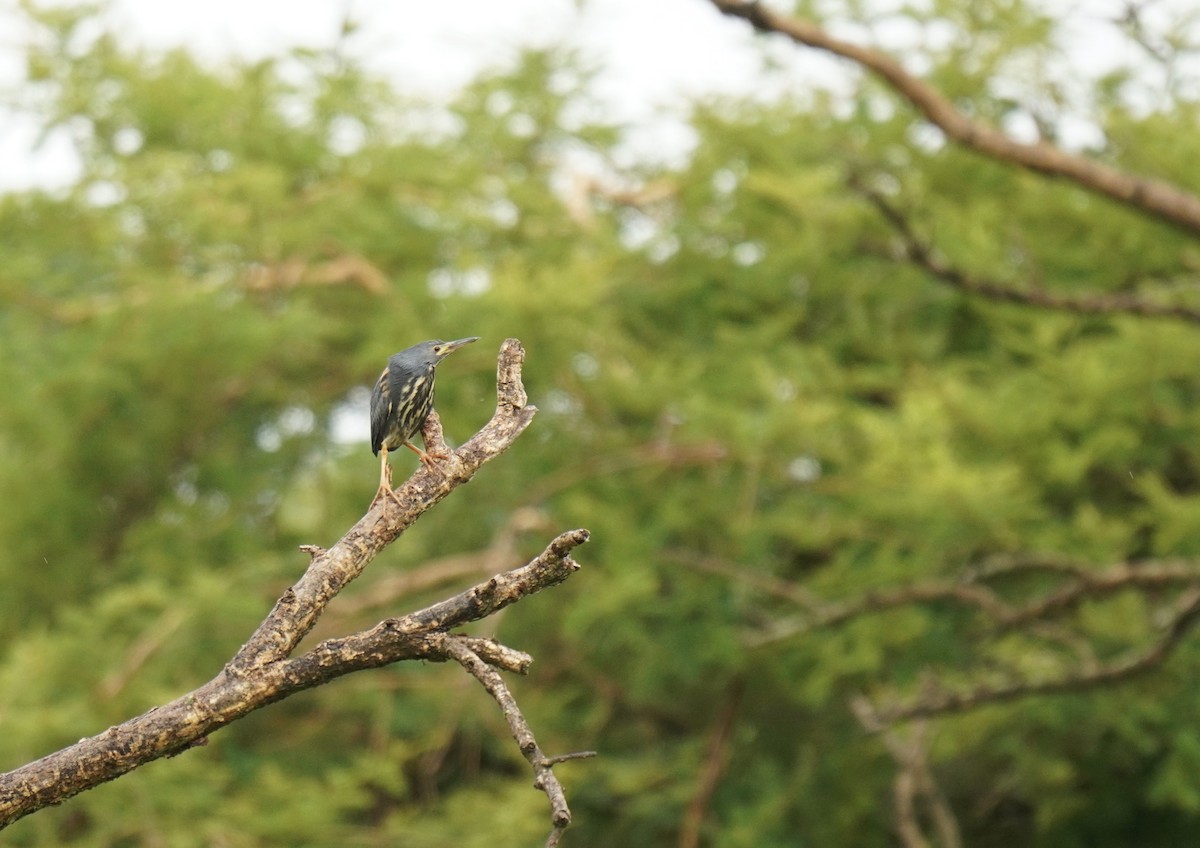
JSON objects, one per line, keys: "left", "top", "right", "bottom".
{"left": 417, "top": 450, "right": 451, "bottom": 476}
{"left": 372, "top": 457, "right": 405, "bottom": 508}
{"left": 372, "top": 482, "right": 405, "bottom": 509}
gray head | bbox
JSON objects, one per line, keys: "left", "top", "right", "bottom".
{"left": 392, "top": 337, "right": 480, "bottom": 370}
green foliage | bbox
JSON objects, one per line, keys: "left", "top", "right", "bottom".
{"left": 4, "top": 0, "right": 1200, "bottom": 845}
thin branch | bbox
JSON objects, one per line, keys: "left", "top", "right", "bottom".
{"left": 1116, "top": 2, "right": 1174, "bottom": 69}
{"left": 744, "top": 580, "right": 1013, "bottom": 646}
{"left": 702, "top": 546, "right": 1200, "bottom": 727}
{"left": 989, "top": 560, "right": 1200, "bottom": 628}
{"left": 852, "top": 177, "right": 1200, "bottom": 323}
{"left": 523, "top": 439, "right": 727, "bottom": 505}
{"left": 709, "top": 0, "right": 1200, "bottom": 237}
{"left": 442, "top": 637, "right": 577, "bottom": 848}
{"left": 98, "top": 607, "right": 190, "bottom": 700}
{"left": 243, "top": 253, "right": 390, "bottom": 296}
{"left": 742, "top": 554, "right": 1200, "bottom": 641}
{"left": 289, "top": 528, "right": 589, "bottom": 676}
{"left": 668, "top": 548, "right": 822, "bottom": 609}
{"left": 814, "top": 583, "right": 1011, "bottom": 629}
{"left": 543, "top": 751, "right": 599, "bottom": 766}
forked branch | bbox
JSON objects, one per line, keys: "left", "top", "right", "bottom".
{"left": 0, "top": 339, "right": 591, "bottom": 847}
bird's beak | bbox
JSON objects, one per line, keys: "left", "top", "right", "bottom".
{"left": 437, "top": 337, "right": 480, "bottom": 357}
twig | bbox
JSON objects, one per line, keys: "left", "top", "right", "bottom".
{"left": 667, "top": 548, "right": 821, "bottom": 609}
{"left": 98, "top": 608, "right": 191, "bottom": 700}
{"left": 442, "top": 638, "right": 577, "bottom": 848}
{"left": 743, "top": 580, "right": 1012, "bottom": 646}
{"left": 991, "top": 561, "right": 1200, "bottom": 628}
{"left": 739, "top": 554, "right": 1200, "bottom": 641}
{"left": 542, "top": 751, "right": 599, "bottom": 766}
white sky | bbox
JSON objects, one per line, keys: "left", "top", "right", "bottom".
{"left": 0, "top": 0, "right": 1190, "bottom": 192}
{"left": 0, "top": 0, "right": 827, "bottom": 191}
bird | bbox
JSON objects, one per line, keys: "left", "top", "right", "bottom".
{"left": 370, "top": 337, "right": 479, "bottom": 504}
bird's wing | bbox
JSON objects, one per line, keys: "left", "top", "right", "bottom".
{"left": 369, "top": 367, "right": 391, "bottom": 455}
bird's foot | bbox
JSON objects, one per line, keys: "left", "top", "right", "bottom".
{"left": 372, "top": 461, "right": 405, "bottom": 509}
{"left": 372, "top": 482, "right": 405, "bottom": 509}
{"left": 417, "top": 449, "right": 451, "bottom": 476}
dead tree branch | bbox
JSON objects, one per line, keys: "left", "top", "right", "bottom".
{"left": 709, "top": 0, "right": 1200, "bottom": 237}
{"left": 443, "top": 638, "right": 596, "bottom": 848}
{"left": 0, "top": 339, "right": 592, "bottom": 846}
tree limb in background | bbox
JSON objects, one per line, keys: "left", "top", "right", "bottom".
{"left": 851, "top": 698, "right": 962, "bottom": 848}
{"left": 0, "top": 339, "right": 592, "bottom": 848}
{"left": 709, "top": 0, "right": 1200, "bottom": 236}
{"left": 695, "top": 549, "right": 1200, "bottom": 725}
{"left": 873, "top": 586, "right": 1200, "bottom": 723}
{"left": 851, "top": 176, "right": 1200, "bottom": 323}
{"left": 678, "top": 678, "right": 744, "bottom": 848}
{"left": 750, "top": 556, "right": 1200, "bottom": 641}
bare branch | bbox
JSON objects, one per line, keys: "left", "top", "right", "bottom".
{"left": 742, "top": 552, "right": 1200, "bottom": 639}
{"left": 0, "top": 339, "right": 589, "bottom": 839}
{"left": 442, "top": 637, "right": 576, "bottom": 848}
{"left": 524, "top": 439, "right": 727, "bottom": 504}
{"left": 743, "top": 579, "right": 1013, "bottom": 646}
{"left": 702, "top": 543, "right": 1200, "bottom": 728}
{"left": 243, "top": 253, "right": 390, "bottom": 296}
{"left": 289, "top": 528, "right": 589, "bottom": 674}
{"left": 542, "top": 751, "right": 599, "bottom": 766}
{"left": 709, "top": 0, "right": 1200, "bottom": 236}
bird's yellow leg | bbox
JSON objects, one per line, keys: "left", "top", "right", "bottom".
{"left": 403, "top": 439, "right": 448, "bottom": 472}
{"left": 378, "top": 445, "right": 391, "bottom": 489}
{"left": 374, "top": 445, "right": 405, "bottom": 507}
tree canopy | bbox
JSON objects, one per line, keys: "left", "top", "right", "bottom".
{"left": 3, "top": 1, "right": 1200, "bottom": 845}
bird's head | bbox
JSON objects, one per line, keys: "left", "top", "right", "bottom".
{"left": 400, "top": 337, "right": 480, "bottom": 369}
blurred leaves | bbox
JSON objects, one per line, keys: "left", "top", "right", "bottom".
{"left": 4, "top": 0, "right": 1200, "bottom": 845}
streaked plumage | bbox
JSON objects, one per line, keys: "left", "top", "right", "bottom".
{"left": 369, "top": 337, "right": 478, "bottom": 502}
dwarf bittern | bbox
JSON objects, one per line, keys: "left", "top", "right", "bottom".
{"left": 370, "top": 337, "right": 479, "bottom": 503}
